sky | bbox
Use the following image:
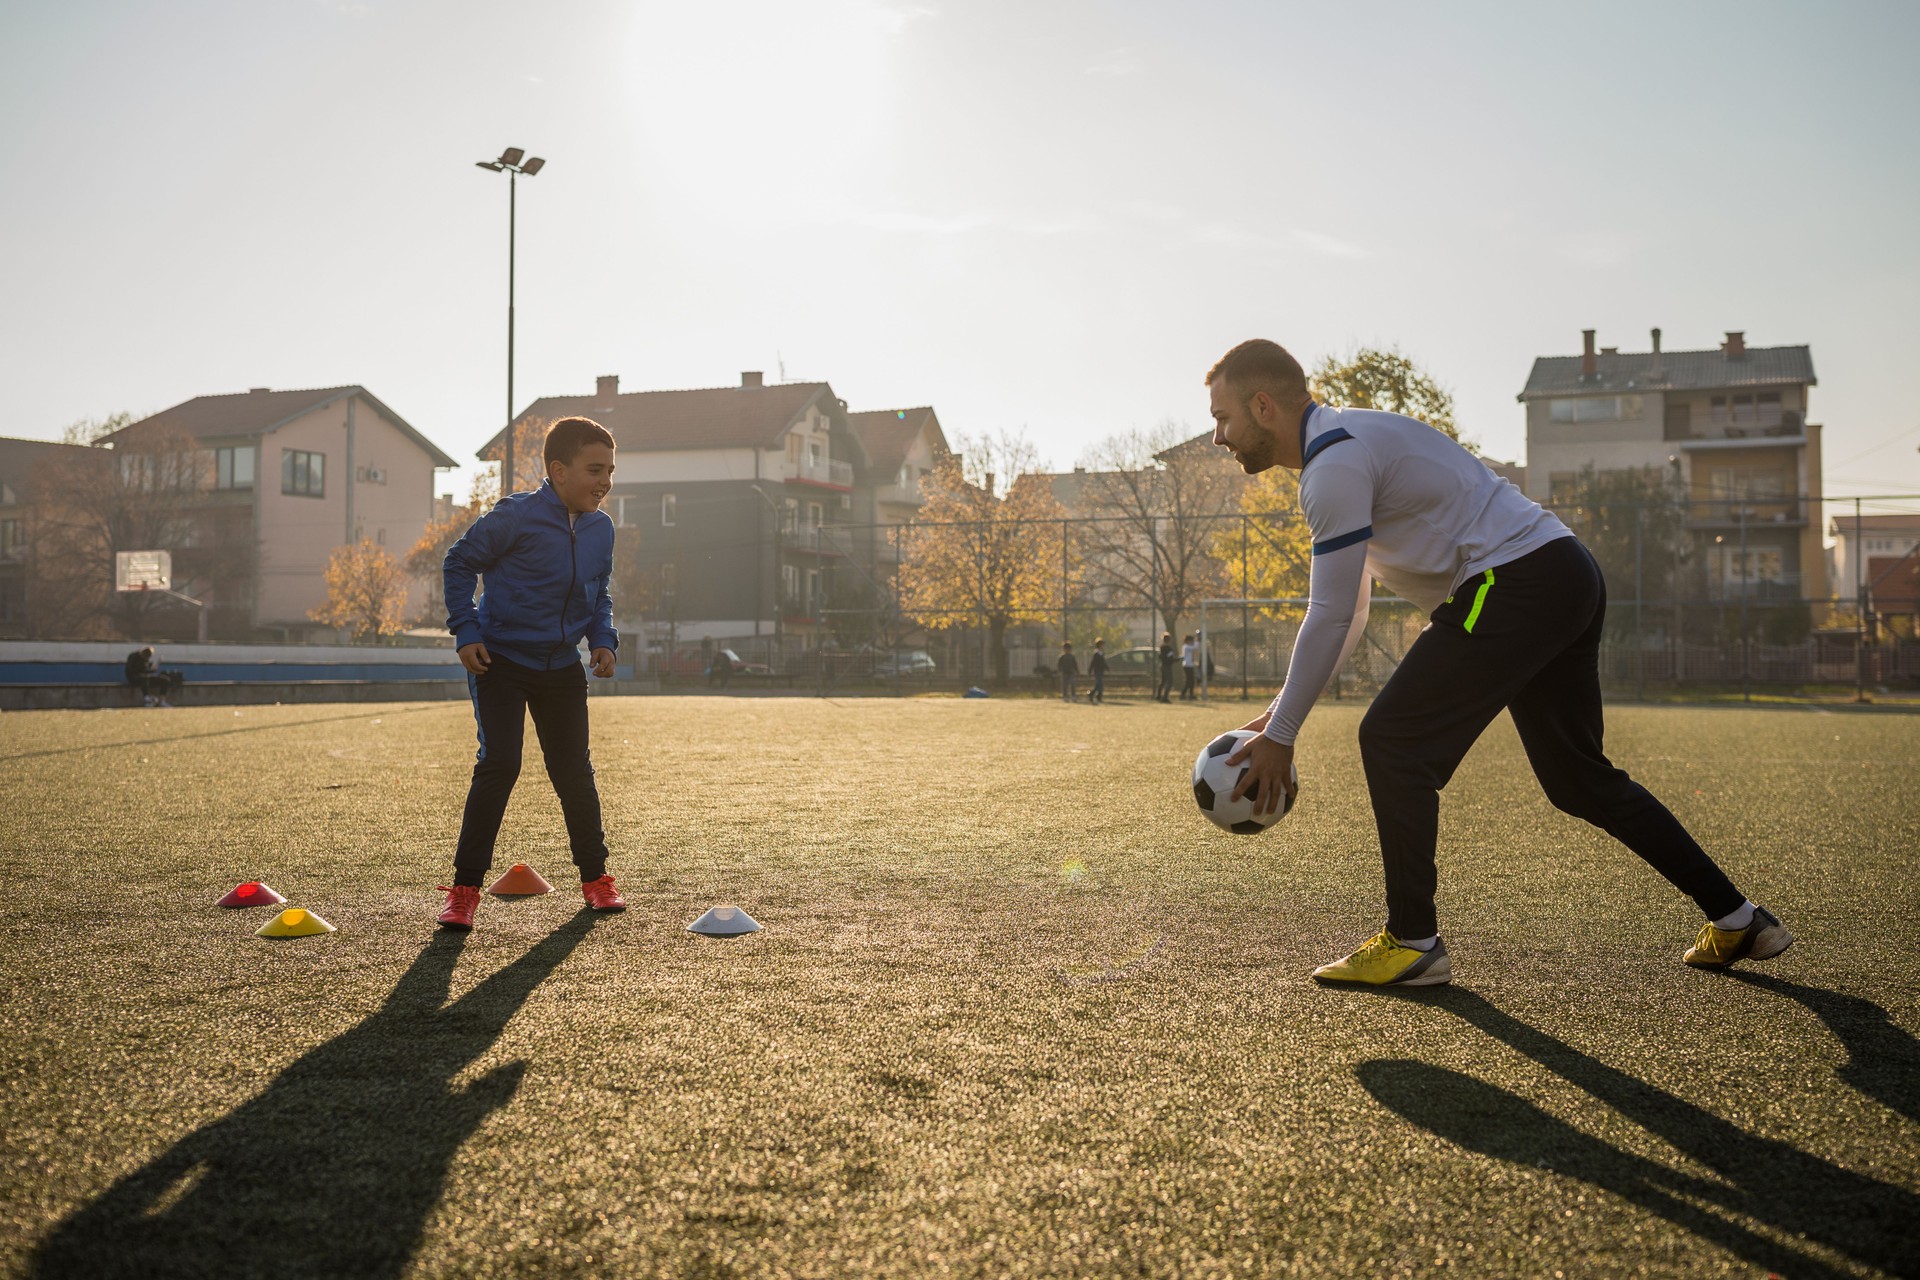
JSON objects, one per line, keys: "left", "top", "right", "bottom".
{"left": 3, "top": 0, "right": 1917, "bottom": 508}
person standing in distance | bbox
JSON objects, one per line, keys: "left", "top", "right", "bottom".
{"left": 1205, "top": 339, "right": 1790, "bottom": 987}
{"left": 1156, "top": 632, "right": 1177, "bottom": 703}
{"left": 437, "top": 417, "right": 628, "bottom": 930}
{"left": 1088, "top": 638, "right": 1110, "bottom": 704}
{"left": 1180, "top": 633, "right": 1200, "bottom": 700}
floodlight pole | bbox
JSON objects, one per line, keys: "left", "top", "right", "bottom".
{"left": 475, "top": 148, "right": 545, "bottom": 501}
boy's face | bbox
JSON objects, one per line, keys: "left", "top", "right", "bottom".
{"left": 549, "top": 443, "right": 616, "bottom": 514}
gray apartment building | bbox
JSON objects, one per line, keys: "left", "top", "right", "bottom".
{"left": 1519, "top": 329, "right": 1826, "bottom": 601}
{"left": 490, "top": 373, "right": 948, "bottom": 650}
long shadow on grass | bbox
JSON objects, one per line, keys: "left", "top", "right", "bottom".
{"left": 1356, "top": 987, "right": 1919, "bottom": 1279}
{"left": 31, "top": 914, "right": 598, "bottom": 1280}
{"left": 1723, "top": 971, "right": 1920, "bottom": 1124}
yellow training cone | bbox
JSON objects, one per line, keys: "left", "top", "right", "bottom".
{"left": 256, "top": 907, "right": 336, "bottom": 938}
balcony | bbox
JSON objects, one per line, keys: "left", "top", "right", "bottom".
{"left": 781, "top": 456, "right": 854, "bottom": 490}
{"left": 875, "top": 477, "right": 922, "bottom": 506}
{"left": 779, "top": 523, "right": 848, "bottom": 557}
{"left": 1679, "top": 427, "right": 1806, "bottom": 451}
{"left": 1689, "top": 500, "right": 1805, "bottom": 528}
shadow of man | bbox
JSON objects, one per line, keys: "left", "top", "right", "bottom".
{"left": 32, "top": 913, "right": 600, "bottom": 1280}
{"left": 1724, "top": 971, "right": 1920, "bottom": 1125}
{"left": 1355, "top": 986, "right": 1920, "bottom": 1279}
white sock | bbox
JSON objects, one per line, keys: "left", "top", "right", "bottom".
{"left": 1397, "top": 934, "right": 1437, "bottom": 952}
{"left": 1712, "top": 901, "right": 1757, "bottom": 931}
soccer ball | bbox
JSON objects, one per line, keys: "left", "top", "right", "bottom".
{"left": 1192, "top": 730, "right": 1297, "bottom": 834}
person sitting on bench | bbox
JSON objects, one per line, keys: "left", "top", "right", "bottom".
{"left": 124, "top": 646, "right": 182, "bottom": 707}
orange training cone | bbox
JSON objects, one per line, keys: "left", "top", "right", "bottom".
{"left": 218, "top": 881, "right": 286, "bottom": 908}
{"left": 487, "top": 863, "right": 553, "bottom": 897}
{"left": 255, "top": 908, "right": 336, "bottom": 938}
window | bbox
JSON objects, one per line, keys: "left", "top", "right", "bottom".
{"left": 1, "top": 481, "right": 16, "bottom": 505}
{"left": 808, "top": 501, "right": 822, "bottom": 529}
{"left": 808, "top": 441, "right": 823, "bottom": 466}
{"left": 786, "top": 435, "right": 802, "bottom": 463}
{"left": 375, "top": 528, "right": 385, "bottom": 546}
{"left": 0, "top": 578, "right": 21, "bottom": 622}
{"left": 662, "top": 493, "right": 677, "bottom": 526}
{"left": 282, "top": 449, "right": 324, "bottom": 497}
{"left": 1709, "top": 393, "right": 1784, "bottom": 429}
{"left": 1548, "top": 396, "right": 1643, "bottom": 424}
{"left": 0, "top": 517, "right": 22, "bottom": 562}
{"left": 215, "top": 445, "right": 255, "bottom": 491}
{"left": 1706, "top": 468, "right": 1788, "bottom": 502}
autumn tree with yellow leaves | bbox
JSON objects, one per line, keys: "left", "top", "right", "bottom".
{"left": 310, "top": 539, "right": 410, "bottom": 641}
{"left": 896, "top": 433, "right": 1063, "bottom": 686}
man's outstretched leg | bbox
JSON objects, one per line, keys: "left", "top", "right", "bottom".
{"left": 1505, "top": 545, "right": 1790, "bottom": 970}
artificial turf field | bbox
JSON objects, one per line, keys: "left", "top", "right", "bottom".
{"left": 1, "top": 694, "right": 1916, "bottom": 1280}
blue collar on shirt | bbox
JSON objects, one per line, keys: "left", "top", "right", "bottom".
{"left": 1300, "top": 402, "right": 1356, "bottom": 468}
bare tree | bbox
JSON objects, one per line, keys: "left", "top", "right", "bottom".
{"left": 27, "top": 417, "right": 242, "bottom": 640}
{"left": 1074, "top": 421, "right": 1246, "bottom": 640}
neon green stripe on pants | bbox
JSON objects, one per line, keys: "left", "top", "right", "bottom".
{"left": 1463, "top": 570, "right": 1494, "bottom": 633}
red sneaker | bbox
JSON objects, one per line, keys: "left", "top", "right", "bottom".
{"left": 581, "top": 874, "right": 626, "bottom": 912}
{"left": 436, "top": 885, "right": 480, "bottom": 930}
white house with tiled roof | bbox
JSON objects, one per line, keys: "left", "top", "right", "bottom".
{"left": 102, "top": 386, "right": 457, "bottom": 638}
{"left": 1518, "top": 329, "right": 1826, "bottom": 601}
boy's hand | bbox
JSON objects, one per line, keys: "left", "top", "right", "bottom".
{"left": 1227, "top": 733, "right": 1297, "bottom": 816}
{"left": 458, "top": 642, "right": 491, "bottom": 675}
{"left": 590, "top": 648, "right": 616, "bottom": 678}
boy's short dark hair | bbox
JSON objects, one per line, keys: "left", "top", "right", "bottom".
{"left": 544, "top": 417, "right": 616, "bottom": 470}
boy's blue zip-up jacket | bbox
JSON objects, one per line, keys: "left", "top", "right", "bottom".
{"left": 444, "top": 481, "right": 618, "bottom": 671}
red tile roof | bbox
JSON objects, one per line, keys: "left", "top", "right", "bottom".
{"left": 847, "top": 407, "right": 945, "bottom": 475}
{"left": 489, "top": 382, "right": 851, "bottom": 461}
{"left": 101, "top": 386, "right": 457, "bottom": 467}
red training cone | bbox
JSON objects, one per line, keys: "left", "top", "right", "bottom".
{"left": 218, "top": 881, "right": 287, "bottom": 909}
{"left": 487, "top": 863, "right": 553, "bottom": 897}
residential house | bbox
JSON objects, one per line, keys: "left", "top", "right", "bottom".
{"left": 1830, "top": 513, "right": 1920, "bottom": 633}
{"left": 103, "top": 386, "right": 458, "bottom": 639}
{"left": 487, "top": 373, "right": 893, "bottom": 649}
{"left": 847, "top": 407, "right": 948, "bottom": 576}
{"left": 0, "top": 435, "right": 94, "bottom": 637}
{"left": 1519, "top": 329, "right": 1825, "bottom": 602}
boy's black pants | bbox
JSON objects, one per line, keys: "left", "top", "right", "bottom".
{"left": 1358, "top": 536, "right": 1743, "bottom": 940}
{"left": 453, "top": 654, "right": 609, "bottom": 880}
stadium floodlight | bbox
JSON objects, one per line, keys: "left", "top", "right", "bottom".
{"left": 474, "top": 146, "right": 548, "bottom": 502}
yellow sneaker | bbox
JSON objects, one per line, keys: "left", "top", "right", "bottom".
{"left": 1683, "top": 905, "right": 1793, "bottom": 969}
{"left": 1312, "top": 930, "right": 1451, "bottom": 987}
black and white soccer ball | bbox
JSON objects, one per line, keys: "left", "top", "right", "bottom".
{"left": 1192, "top": 729, "right": 1297, "bottom": 834}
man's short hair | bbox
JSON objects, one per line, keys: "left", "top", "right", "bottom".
{"left": 544, "top": 417, "right": 616, "bottom": 469}
{"left": 1206, "top": 339, "right": 1308, "bottom": 405}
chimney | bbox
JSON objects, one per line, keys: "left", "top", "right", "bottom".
{"left": 1580, "top": 330, "right": 1596, "bottom": 379}
{"left": 1650, "top": 327, "right": 1661, "bottom": 355}
{"left": 1722, "top": 331, "right": 1746, "bottom": 360}
{"left": 741, "top": 371, "right": 763, "bottom": 388}
{"left": 249, "top": 386, "right": 271, "bottom": 394}
{"left": 596, "top": 374, "right": 619, "bottom": 399}
{"left": 1600, "top": 346, "right": 1618, "bottom": 356}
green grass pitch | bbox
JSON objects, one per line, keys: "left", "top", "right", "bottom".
{"left": 2, "top": 695, "right": 1916, "bottom": 1278}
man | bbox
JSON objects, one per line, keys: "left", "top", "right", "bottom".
{"left": 1155, "top": 632, "right": 1177, "bottom": 703}
{"left": 1206, "top": 339, "right": 1789, "bottom": 987}
{"left": 1180, "top": 633, "right": 1200, "bottom": 700}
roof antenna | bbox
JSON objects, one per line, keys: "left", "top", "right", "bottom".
{"left": 777, "top": 352, "right": 788, "bottom": 383}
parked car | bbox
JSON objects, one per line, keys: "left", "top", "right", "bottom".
{"left": 874, "top": 649, "right": 937, "bottom": 679}
{"left": 1102, "top": 646, "right": 1231, "bottom": 685}
{"left": 668, "top": 646, "right": 771, "bottom": 677}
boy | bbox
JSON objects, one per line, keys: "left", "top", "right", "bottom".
{"left": 1057, "top": 641, "right": 1079, "bottom": 702}
{"left": 1088, "top": 639, "right": 1109, "bottom": 704}
{"left": 435, "top": 417, "right": 626, "bottom": 930}
{"left": 1206, "top": 339, "right": 1789, "bottom": 986}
